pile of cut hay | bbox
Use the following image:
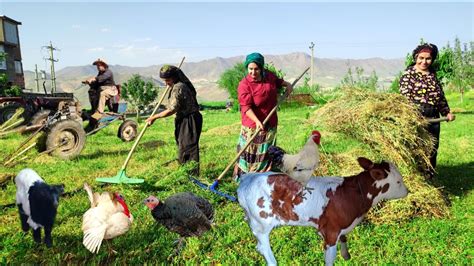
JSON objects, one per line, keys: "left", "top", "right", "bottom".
{"left": 311, "top": 88, "right": 449, "bottom": 223}
{"left": 204, "top": 122, "right": 241, "bottom": 136}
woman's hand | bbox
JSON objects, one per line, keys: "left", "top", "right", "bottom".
{"left": 255, "top": 120, "right": 264, "bottom": 131}
{"left": 447, "top": 113, "right": 456, "bottom": 122}
{"left": 282, "top": 81, "right": 293, "bottom": 98}
{"left": 146, "top": 115, "right": 158, "bottom": 126}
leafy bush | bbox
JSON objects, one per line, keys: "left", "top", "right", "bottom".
{"left": 121, "top": 74, "right": 158, "bottom": 112}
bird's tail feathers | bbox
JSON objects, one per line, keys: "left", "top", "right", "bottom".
{"left": 268, "top": 145, "right": 285, "bottom": 167}
{"left": 83, "top": 225, "right": 106, "bottom": 254}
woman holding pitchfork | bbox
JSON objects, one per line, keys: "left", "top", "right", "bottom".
{"left": 399, "top": 43, "right": 455, "bottom": 178}
{"left": 233, "top": 52, "right": 293, "bottom": 180}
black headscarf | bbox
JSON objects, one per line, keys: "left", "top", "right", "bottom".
{"left": 159, "top": 65, "right": 197, "bottom": 97}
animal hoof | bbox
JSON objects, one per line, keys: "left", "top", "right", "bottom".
{"left": 33, "top": 233, "right": 41, "bottom": 243}
{"left": 342, "top": 252, "right": 351, "bottom": 260}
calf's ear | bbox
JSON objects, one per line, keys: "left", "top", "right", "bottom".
{"left": 357, "top": 157, "right": 374, "bottom": 170}
{"left": 51, "top": 184, "right": 65, "bottom": 195}
{"left": 369, "top": 169, "right": 386, "bottom": 180}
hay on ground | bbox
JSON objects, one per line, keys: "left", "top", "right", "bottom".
{"left": 204, "top": 122, "right": 241, "bottom": 136}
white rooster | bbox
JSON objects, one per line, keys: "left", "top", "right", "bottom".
{"left": 81, "top": 183, "right": 133, "bottom": 253}
{"left": 268, "top": 130, "right": 321, "bottom": 186}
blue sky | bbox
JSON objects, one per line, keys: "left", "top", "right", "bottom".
{"left": 1, "top": 1, "right": 472, "bottom": 71}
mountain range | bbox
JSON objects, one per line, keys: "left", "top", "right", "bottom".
{"left": 24, "top": 52, "right": 404, "bottom": 104}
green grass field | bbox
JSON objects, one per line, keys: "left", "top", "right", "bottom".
{"left": 0, "top": 91, "right": 472, "bottom": 264}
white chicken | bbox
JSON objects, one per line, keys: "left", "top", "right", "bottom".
{"left": 81, "top": 183, "right": 133, "bottom": 253}
{"left": 268, "top": 130, "right": 321, "bottom": 186}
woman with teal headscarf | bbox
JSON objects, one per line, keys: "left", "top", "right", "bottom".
{"left": 233, "top": 52, "right": 293, "bottom": 180}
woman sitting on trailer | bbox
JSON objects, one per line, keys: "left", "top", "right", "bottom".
{"left": 233, "top": 52, "right": 293, "bottom": 180}
{"left": 146, "top": 65, "right": 202, "bottom": 176}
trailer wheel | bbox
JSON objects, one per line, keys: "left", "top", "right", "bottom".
{"left": 46, "top": 120, "right": 86, "bottom": 160}
{"left": 0, "top": 103, "right": 23, "bottom": 125}
{"left": 118, "top": 119, "right": 138, "bottom": 142}
{"left": 29, "top": 109, "right": 51, "bottom": 127}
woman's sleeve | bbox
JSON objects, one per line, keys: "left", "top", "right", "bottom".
{"left": 399, "top": 73, "right": 411, "bottom": 100}
{"left": 437, "top": 84, "right": 451, "bottom": 116}
{"left": 275, "top": 75, "right": 284, "bottom": 88}
{"left": 168, "top": 84, "right": 183, "bottom": 112}
{"left": 238, "top": 81, "right": 253, "bottom": 113}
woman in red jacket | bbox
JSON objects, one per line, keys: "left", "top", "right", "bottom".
{"left": 233, "top": 52, "right": 293, "bottom": 180}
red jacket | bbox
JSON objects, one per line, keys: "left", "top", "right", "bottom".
{"left": 238, "top": 71, "right": 283, "bottom": 128}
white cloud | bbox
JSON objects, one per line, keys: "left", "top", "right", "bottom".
{"left": 112, "top": 44, "right": 127, "bottom": 49}
{"left": 112, "top": 43, "right": 185, "bottom": 65}
{"left": 146, "top": 45, "right": 161, "bottom": 52}
{"left": 71, "top": 24, "right": 81, "bottom": 29}
{"left": 87, "top": 47, "right": 105, "bottom": 52}
{"left": 133, "top": 37, "right": 152, "bottom": 43}
{"left": 100, "top": 28, "right": 110, "bottom": 32}
{"left": 118, "top": 45, "right": 135, "bottom": 54}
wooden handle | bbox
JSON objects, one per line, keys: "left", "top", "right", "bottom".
{"left": 120, "top": 57, "right": 185, "bottom": 170}
{"left": 426, "top": 117, "right": 451, "bottom": 123}
{"left": 215, "top": 66, "right": 310, "bottom": 181}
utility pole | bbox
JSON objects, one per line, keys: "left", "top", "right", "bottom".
{"left": 309, "top": 42, "right": 315, "bottom": 88}
{"left": 34, "top": 64, "right": 40, "bottom": 92}
{"left": 43, "top": 41, "right": 59, "bottom": 94}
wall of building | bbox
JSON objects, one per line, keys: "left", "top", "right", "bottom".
{"left": 0, "top": 17, "right": 24, "bottom": 88}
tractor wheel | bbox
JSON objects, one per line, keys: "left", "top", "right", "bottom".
{"left": 0, "top": 102, "right": 23, "bottom": 125}
{"left": 117, "top": 119, "right": 138, "bottom": 142}
{"left": 28, "top": 109, "right": 51, "bottom": 127}
{"left": 45, "top": 120, "right": 86, "bottom": 160}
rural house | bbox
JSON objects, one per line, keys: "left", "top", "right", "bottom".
{"left": 0, "top": 15, "right": 24, "bottom": 88}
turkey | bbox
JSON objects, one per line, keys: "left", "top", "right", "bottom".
{"left": 268, "top": 130, "right": 321, "bottom": 186}
{"left": 82, "top": 183, "right": 133, "bottom": 253}
{"left": 144, "top": 192, "right": 214, "bottom": 253}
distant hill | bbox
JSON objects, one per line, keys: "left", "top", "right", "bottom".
{"left": 24, "top": 52, "right": 404, "bottom": 104}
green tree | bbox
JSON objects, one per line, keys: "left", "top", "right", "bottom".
{"left": 340, "top": 66, "right": 378, "bottom": 91}
{"left": 121, "top": 74, "right": 158, "bottom": 117}
{"left": 450, "top": 38, "right": 473, "bottom": 102}
{"left": 217, "top": 62, "right": 285, "bottom": 110}
{"left": 217, "top": 62, "right": 246, "bottom": 108}
{"left": 0, "top": 52, "right": 8, "bottom": 92}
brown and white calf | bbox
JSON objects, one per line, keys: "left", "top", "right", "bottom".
{"left": 237, "top": 157, "right": 408, "bottom": 265}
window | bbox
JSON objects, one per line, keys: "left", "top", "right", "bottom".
{"left": 4, "top": 21, "right": 19, "bottom": 45}
{"left": 14, "top": 60, "right": 22, "bottom": 74}
{"left": 0, "top": 45, "right": 6, "bottom": 70}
